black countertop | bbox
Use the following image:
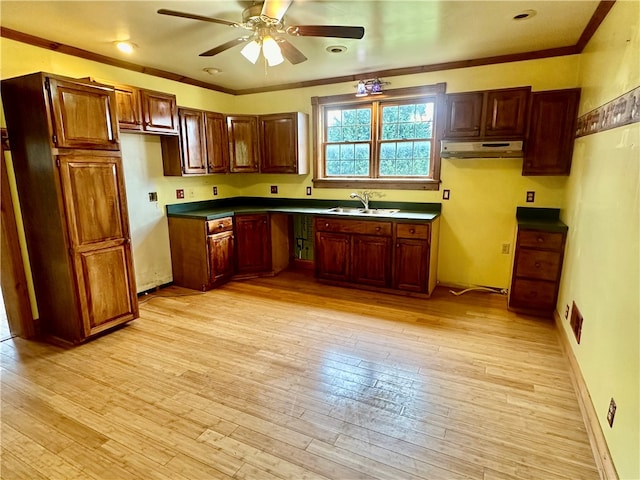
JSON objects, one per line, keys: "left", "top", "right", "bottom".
{"left": 516, "top": 207, "right": 568, "bottom": 232}
{"left": 166, "top": 197, "right": 442, "bottom": 222}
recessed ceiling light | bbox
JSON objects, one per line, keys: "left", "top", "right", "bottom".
{"left": 326, "top": 45, "right": 347, "bottom": 54}
{"left": 115, "top": 41, "right": 136, "bottom": 54}
{"left": 203, "top": 67, "right": 222, "bottom": 75}
{"left": 513, "top": 9, "right": 537, "bottom": 20}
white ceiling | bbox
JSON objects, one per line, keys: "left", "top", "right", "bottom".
{"left": 1, "top": 1, "right": 602, "bottom": 93}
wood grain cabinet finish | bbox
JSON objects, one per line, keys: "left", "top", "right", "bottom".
{"left": 315, "top": 217, "right": 439, "bottom": 296}
{"left": 167, "top": 216, "right": 235, "bottom": 291}
{"left": 444, "top": 87, "right": 530, "bottom": 139}
{"left": 509, "top": 228, "right": 567, "bottom": 316}
{"left": 235, "top": 214, "right": 272, "bottom": 274}
{"left": 114, "top": 84, "right": 178, "bottom": 135}
{"left": 161, "top": 108, "right": 229, "bottom": 176}
{"left": 227, "top": 115, "right": 260, "bottom": 173}
{"left": 1, "top": 72, "right": 138, "bottom": 343}
{"left": 523, "top": 89, "right": 581, "bottom": 176}
{"left": 259, "top": 112, "right": 309, "bottom": 174}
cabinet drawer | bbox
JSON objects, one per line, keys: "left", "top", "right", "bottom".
{"left": 514, "top": 249, "right": 562, "bottom": 281}
{"left": 207, "top": 217, "right": 233, "bottom": 234}
{"left": 510, "top": 279, "right": 557, "bottom": 310}
{"left": 518, "top": 230, "right": 564, "bottom": 250}
{"left": 396, "top": 223, "right": 430, "bottom": 240}
{"left": 315, "top": 217, "right": 391, "bottom": 236}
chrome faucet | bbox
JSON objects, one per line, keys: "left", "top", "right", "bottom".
{"left": 350, "top": 191, "right": 371, "bottom": 210}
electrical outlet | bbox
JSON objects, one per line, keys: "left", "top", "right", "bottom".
{"left": 213, "top": 186, "right": 218, "bottom": 196}
{"left": 443, "top": 189, "right": 450, "bottom": 200}
{"left": 607, "top": 398, "right": 616, "bottom": 427}
{"left": 501, "top": 243, "right": 510, "bottom": 254}
{"left": 570, "top": 301, "right": 583, "bottom": 343}
{"left": 176, "top": 189, "right": 184, "bottom": 199}
{"left": 526, "top": 191, "right": 535, "bottom": 202}
{"left": 306, "top": 186, "right": 312, "bottom": 196}
{"left": 270, "top": 185, "right": 278, "bottom": 194}
{"left": 565, "top": 304, "right": 570, "bottom": 319}
{"left": 148, "top": 192, "right": 158, "bottom": 202}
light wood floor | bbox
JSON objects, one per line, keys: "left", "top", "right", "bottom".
{"left": 1, "top": 270, "right": 599, "bottom": 480}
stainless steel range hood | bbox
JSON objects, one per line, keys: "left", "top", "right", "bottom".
{"left": 440, "top": 140, "right": 524, "bottom": 158}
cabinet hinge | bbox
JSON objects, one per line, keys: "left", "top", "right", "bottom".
{"left": 52, "top": 134, "right": 58, "bottom": 145}
{"left": 56, "top": 157, "right": 60, "bottom": 167}
{"left": 44, "top": 78, "right": 50, "bottom": 91}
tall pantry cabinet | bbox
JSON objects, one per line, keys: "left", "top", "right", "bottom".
{"left": 2, "top": 72, "right": 138, "bottom": 344}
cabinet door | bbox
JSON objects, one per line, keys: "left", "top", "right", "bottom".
{"left": 352, "top": 235, "right": 392, "bottom": 287}
{"left": 205, "top": 112, "right": 229, "bottom": 173}
{"left": 523, "top": 89, "right": 580, "bottom": 175}
{"left": 393, "top": 238, "right": 429, "bottom": 292}
{"left": 140, "top": 89, "right": 178, "bottom": 134}
{"left": 315, "top": 231, "right": 350, "bottom": 282}
{"left": 235, "top": 214, "right": 271, "bottom": 274}
{"left": 260, "top": 113, "right": 298, "bottom": 173}
{"left": 47, "top": 77, "right": 119, "bottom": 150}
{"left": 444, "top": 92, "right": 483, "bottom": 138}
{"left": 58, "top": 154, "right": 137, "bottom": 336}
{"left": 227, "top": 115, "right": 260, "bottom": 173}
{"left": 114, "top": 84, "right": 142, "bottom": 131}
{"left": 208, "top": 230, "right": 235, "bottom": 285}
{"left": 484, "top": 88, "right": 529, "bottom": 137}
{"left": 179, "top": 108, "right": 207, "bottom": 174}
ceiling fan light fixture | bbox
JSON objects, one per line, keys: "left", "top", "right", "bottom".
{"left": 240, "top": 39, "right": 261, "bottom": 64}
{"left": 262, "top": 35, "right": 284, "bottom": 66}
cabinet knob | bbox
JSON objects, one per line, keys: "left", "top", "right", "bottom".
{"left": 396, "top": 243, "right": 400, "bottom": 248}
{"left": 535, "top": 262, "right": 541, "bottom": 268}
{"left": 218, "top": 223, "right": 224, "bottom": 229}
{"left": 325, "top": 223, "right": 330, "bottom": 228}
{"left": 537, "top": 237, "right": 544, "bottom": 243}
{"left": 409, "top": 228, "right": 415, "bottom": 234}
{"left": 376, "top": 226, "right": 381, "bottom": 231}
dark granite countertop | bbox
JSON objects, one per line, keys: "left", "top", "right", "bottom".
{"left": 516, "top": 207, "right": 568, "bottom": 232}
{"left": 166, "top": 197, "right": 441, "bottom": 222}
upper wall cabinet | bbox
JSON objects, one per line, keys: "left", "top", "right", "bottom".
{"left": 114, "top": 84, "right": 178, "bottom": 135}
{"left": 444, "top": 87, "right": 530, "bottom": 139}
{"left": 259, "top": 112, "right": 309, "bottom": 174}
{"left": 227, "top": 115, "right": 260, "bottom": 173}
{"left": 161, "top": 108, "right": 229, "bottom": 176}
{"left": 523, "top": 89, "right": 581, "bottom": 176}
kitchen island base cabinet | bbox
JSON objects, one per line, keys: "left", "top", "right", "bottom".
{"left": 315, "top": 217, "right": 439, "bottom": 297}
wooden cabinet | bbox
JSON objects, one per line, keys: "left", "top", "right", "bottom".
{"left": 235, "top": 213, "right": 272, "bottom": 274}
{"left": 2, "top": 72, "right": 138, "bottom": 343}
{"left": 509, "top": 228, "right": 567, "bottom": 316}
{"left": 114, "top": 84, "right": 178, "bottom": 135}
{"left": 444, "top": 87, "right": 530, "bottom": 139}
{"left": 315, "top": 216, "right": 440, "bottom": 296}
{"left": 259, "top": 112, "right": 309, "bottom": 174}
{"left": 523, "top": 89, "right": 580, "bottom": 176}
{"left": 161, "top": 108, "right": 229, "bottom": 176}
{"left": 227, "top": 115, "right": 260, "bottom": 173}
{"left": 168, "top": 216, "right": 235, "bottom": 291}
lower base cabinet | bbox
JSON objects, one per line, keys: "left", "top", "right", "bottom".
{"left": 168, "top": 216, "right": 235, "bottom": 291}
{"left": 234, "top": 213, "right": 272, "bottom": 275}
{"left": 315, "top": 217, "right": 439, "bottom": 296}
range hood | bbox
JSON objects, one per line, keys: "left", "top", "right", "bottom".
{"left": 440, "top": 140, "right": 524, "bottom": 158}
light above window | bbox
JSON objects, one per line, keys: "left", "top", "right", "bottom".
{"left": 355, "top": 78, "right": 388, "bottom": 97}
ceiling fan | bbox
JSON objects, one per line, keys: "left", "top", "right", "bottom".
{"left": 157, "top": 0, "right": 365, "bottom": 66}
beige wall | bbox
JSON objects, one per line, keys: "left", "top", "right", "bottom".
{"left": 558, "top": 1, "right": 640, "bottom": 478}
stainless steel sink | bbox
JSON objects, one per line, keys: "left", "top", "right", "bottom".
{"left": 327, "top": 207, "right": 399, "bottom": 215}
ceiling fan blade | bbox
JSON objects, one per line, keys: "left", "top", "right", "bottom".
{"left": 261, "top": 0, "right": 293, "bottom": 22}
{"left": 278, "top": 38, "right": 307, "bottom": 65}
{"left": 157, "top": 9, "right": 237, "bottom": 27}
{"left": 287, "top": 25, "right": 365, "bottom": 39}
{"left": 200, "top": 37, "right": 249, "bottom": 57}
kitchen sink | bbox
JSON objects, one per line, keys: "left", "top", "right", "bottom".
{"left": 327, "top": 207, "right": 399, "bottom": 215}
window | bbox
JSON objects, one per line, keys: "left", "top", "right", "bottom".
{"left": 312, "top": 83, "right": 445, "bottom": 190}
